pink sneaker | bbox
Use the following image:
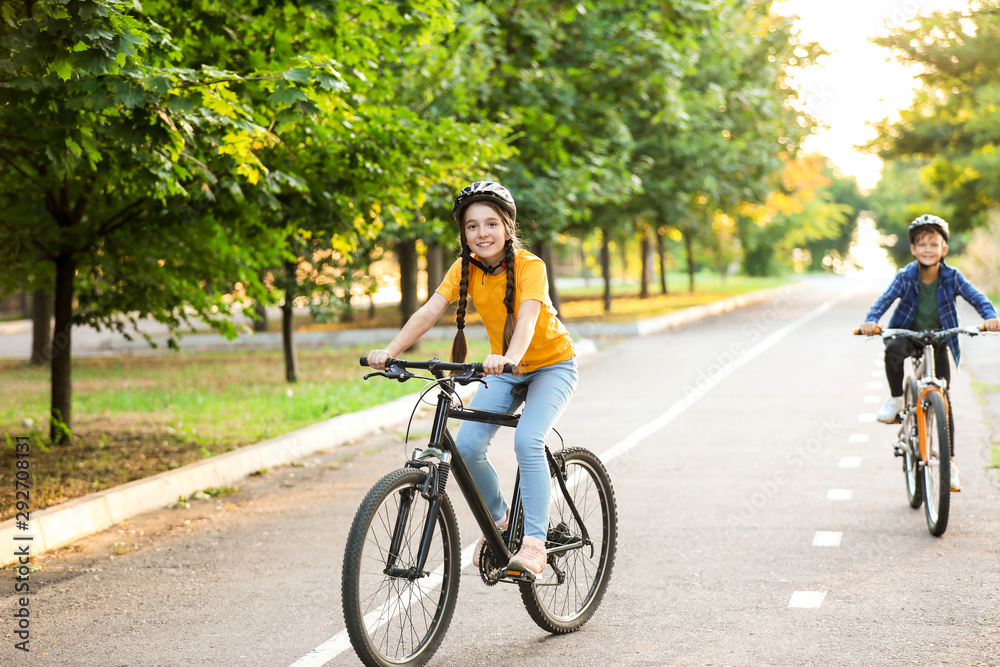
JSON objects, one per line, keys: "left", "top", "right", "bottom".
{"left": 506, "top": 535, "right": 547, "bottom": 576}
{"left": 472, "top": 510, "right": 508, "bottom": 567}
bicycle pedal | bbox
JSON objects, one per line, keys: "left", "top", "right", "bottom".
{"left": 503, "top": 568, "right": 536, "bottom": 583}
{"left": 893, "top": 445, "right": 905, "bottom": 457}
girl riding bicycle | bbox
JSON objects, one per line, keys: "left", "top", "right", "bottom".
{"left": 366, "top": 181, "right": 578, "bottom": 576}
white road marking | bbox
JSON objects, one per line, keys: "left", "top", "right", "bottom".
{"left": 827, "top": 489, "right": 853, "bottom": 500}
{"left": 866, "top": 381, "right": 882, "bottom": 390}
{"left": 858, "top": 413, "right": 876, "bottom": 422}
{"left": 789, "top": 591, "right": 827, "bottom": 608}
{"left": 848, "top": 433, "right": 869, "bottom": 443}
{"left": 291, "top": 293, "right": 853, "bottom": 666}
{"left": 863, "top": 395, "right": 881, "bottom": 403}
{"left": 812, "top": 531, "right": 843, "bottom": 547}
{"left": 870, "top": 370, "right": 881, "bottom": 378}
{"left": 839, "top": 457, "right": 861, "bottom": 468}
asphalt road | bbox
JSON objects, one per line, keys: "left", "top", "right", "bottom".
{"left": 3, "top": 276, "right": 1000, "bottom": 666}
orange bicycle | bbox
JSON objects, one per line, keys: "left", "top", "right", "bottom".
{"left": 857, "top": 325, "right": 993, "bottom": 536}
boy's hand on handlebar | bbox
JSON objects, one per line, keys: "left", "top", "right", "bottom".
{"left": 366, "top": 349, "right": 393, "bottom": 371}
{"left": 984, "top": 318, "right": 1000, "bottom": 332}
{"left": 482, "top": 354, "right": 515, "bottom": 376}
{"left": 857, "top": 322, "right": 881, "bottom": 336}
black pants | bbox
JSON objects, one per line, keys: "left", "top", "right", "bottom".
{"left": 884, "top": 338, "right": 951, "bottom": 397}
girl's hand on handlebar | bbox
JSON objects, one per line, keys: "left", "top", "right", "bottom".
{"left": 482, "top": 354, "right": 515, "bottom": 376}
{"left": 366, "top": 349, "right": 393, "bottom": 371}
{"left": 857, "top": 322, "right": 881, "bottom": 336}
{"left": 984, "top": 318, "right": 1000, "bottom": 332}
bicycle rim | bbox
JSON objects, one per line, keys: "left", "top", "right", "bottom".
{"left": 342, "top": 468, "right": 460, "bottom": 667}
{"left": 902, "top": 380, "right": 923, "bottom": 508}
{"left": 520, "top": 448, "right": 617, "bottom": 634}
{"left": 921, "top": 392, "right": 950, "bottom": 536}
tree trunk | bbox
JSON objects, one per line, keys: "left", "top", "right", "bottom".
{"left": 639, "top": 229, "right": 651, "bottom": 299}
{"left": 31, "top": 288, "right": 52, "bottom": 366}
{"left": 538, "top": 242, "right": 562, "bottom": 314}
{"left": 397, "top": 238, "right": 418, "bottom": 325}
{"left": 50, "top": 255, "right": 75, "bottom": 444}
{"left": 601, "top": 229, "right": 612, "bottom": 314}
{"left": 684, "top": 230, "right": 696, "bottom": 293}
{"left": 253, "top": 299, "right": 268, "bottom": 333}
{"left": 425, "top": 242, "right": 444, "bottom": 301}
{"left": 619, "top": 236, "right": 628, "bottom": 289}
{"left": 656, "top": 228, "right": 668, "bottom": 295}
{"left": 282, "top": 260, "right": 299, "bottom": 383}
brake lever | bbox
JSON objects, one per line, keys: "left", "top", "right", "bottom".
{"left": 452, "top": 369, "right": 488, "bottom": 387}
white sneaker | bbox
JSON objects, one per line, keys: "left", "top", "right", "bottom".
{"left": 877, "top": 396, "right": 904, "bottom": 424}
{"left": 951, "top": 462, "right": 961, "bottom": 492}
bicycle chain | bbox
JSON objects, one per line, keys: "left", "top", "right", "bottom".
{"left": 478, "top": 543, "right": 502, "bottom": 586}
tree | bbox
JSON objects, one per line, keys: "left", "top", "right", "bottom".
{"left": 870, "top": 2, "right": 1000, "bottom": 230}
{"left": 0, "top": 0, "right": 338, "bottom": 441}
{"left": 739, "top": 156, "right": 858, "bottom": 276}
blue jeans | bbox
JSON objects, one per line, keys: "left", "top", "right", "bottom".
{"left": 454, "top": 358, "right": 578, "bottom": 541}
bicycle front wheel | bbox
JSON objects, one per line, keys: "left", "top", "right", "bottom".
{"left": 342, "top": 467, "right": 461, "bottom": 667}
{"left": 921, "top": 391, "right": 951, "bottom": 536}
{"left": 901, "top": 378, "right": 923, "bottom": 509}
{"left": 519, "top": 447, "right": 618, "bottom": 634}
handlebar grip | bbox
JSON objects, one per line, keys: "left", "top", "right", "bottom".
{"left": 360, "top": 357, "right": 369, "bottom": 367}
{"left": 854, "top": 327, "right": 882, "bottom": 336}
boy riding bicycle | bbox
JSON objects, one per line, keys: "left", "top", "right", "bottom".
{"left": 858, "top": 214, "right": 999, "bottom": 491}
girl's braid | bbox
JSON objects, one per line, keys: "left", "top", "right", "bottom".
{"left": 450, "top": 256, "right": 470, "bottom": 364}
{"left": 502, "top": 240, "right": 516, "bottom": 354}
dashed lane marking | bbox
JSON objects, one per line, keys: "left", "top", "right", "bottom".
{"left": 849, "top": 433, "right": 869, "bottom": 443}
{"left": 827, "top": 489, "right": 853, "bottom": 500}
{"left": 839, "top": 457, "right": 861, "bottom": 468}
{"left": 812, "top": 531, "right": 843, "bottom": 547}
{"left": 789, "top": 591, "right": 827, "bottom": 608}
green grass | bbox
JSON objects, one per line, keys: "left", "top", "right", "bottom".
{"left": 988, "top": 446, "right": 1000, "bottom": 482}
{"left": 0, "top": 339, "right": 490, "bottom": 520}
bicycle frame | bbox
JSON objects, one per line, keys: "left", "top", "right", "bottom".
{"left": 392, "top": 373, "right": 590, "bottom": 581}
{"left": 909, "top": 343, "right": 950, "bottom": 464}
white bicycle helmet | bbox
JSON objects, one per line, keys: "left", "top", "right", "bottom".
{"left": 907, "top": 214, "right": 949, "bottom": 242}
{"left": 452, "top": 181, "right": 516, "bottom": 224}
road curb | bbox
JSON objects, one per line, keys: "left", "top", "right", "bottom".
{"left": 0, "top": 282, "right": 797, "bottom": 565}
{"left": 0, "top": 384, "right": 477, "bottom": 567}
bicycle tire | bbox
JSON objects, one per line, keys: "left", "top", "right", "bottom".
{"left": 921, "top": 391, "right": 951, "bottom": 536}
{"left": 518, "top": 447, "right": 618, "bottom": 634}
{"left": 902, "top": 377, "right": 923, "bottom": 509}
{"left": 342, "top": 467, "right": 461, "bottom": 667}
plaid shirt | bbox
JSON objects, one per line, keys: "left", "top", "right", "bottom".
{"left": 865, "top": 260, "right": 998, "bottom": 365}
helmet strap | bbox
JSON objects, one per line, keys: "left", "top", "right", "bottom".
{"left": 460, "top": 245, "right": 513, "bottom": 275}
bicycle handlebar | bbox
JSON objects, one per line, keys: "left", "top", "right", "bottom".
{"left": 853, "top": 325, "right": 990, "bottom": 339}
{"left": 360, "top": 357, "right": 516, "bottom": 377}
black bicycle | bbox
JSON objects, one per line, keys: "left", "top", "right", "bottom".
{"left": 341, "top": 357, "right": 618, "bottom": 667}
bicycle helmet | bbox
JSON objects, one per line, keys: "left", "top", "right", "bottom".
{"left": 907, "top": 214, "right": 949, "bottom": 242}
{"left": 452, "top": 181, "right": 516, "bottom": 225}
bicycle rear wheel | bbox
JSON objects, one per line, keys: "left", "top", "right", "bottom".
{"left": 921, "top": 391, "right": 951, "bottom": 536}
{"left": 342, "top": 467, "right": 461, "bottom": 667}
{"left": 519, "top": 447, "right": 617, "bottom": 634}
{"left": 901, "top": 378, "right": 923, "bottom": 509}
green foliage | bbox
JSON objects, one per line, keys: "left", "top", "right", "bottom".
{"left": 871, "top": 2, "right": 1000, "bottom": 230}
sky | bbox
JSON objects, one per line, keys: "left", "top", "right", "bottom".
{"left": 773, "top": 0, "right": 974, "bottom": 190}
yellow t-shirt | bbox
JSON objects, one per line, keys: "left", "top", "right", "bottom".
{"left": 436, "top": 249, "right": 575, "bottom": 372}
